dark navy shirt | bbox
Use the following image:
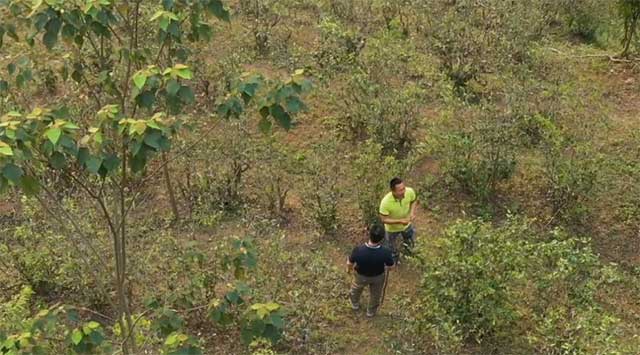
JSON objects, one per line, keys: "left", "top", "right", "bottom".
{"left": 349, "top": 243, "right": 394, "bottom": 277}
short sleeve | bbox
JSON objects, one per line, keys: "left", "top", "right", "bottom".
{"left": 349, "top": 247, "right": 358, "bottom": 263}
{"left": 384, "top": 251, "right": 394, "bottom": 267}
{"left": 379, "top": 198, "right": 390, "bottom": 216}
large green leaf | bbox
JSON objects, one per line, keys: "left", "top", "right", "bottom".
{"left": 49, "top": 152, "right": 67, "bottom": 169}
{"left": 86, "top": 156, "right": 102, "bottom": 174}
{"left": 269, "top": 104, "right": 291, "bottom": 130}
{"left": 143, "top": 131, "right": 162, "bottom": 150}
{"left": 166, "top": 79, "right": 180, "bottom": 97}
{"left": 136, "top": 91, "right": 156, "bottom": 109}
{"left": 43, "top": 17, "right": 62, "bottom": 49}
{"left": 162, "top": 0, "right": 175, "bottom": 10}
{"left": 133, "top": 72, "right": 147, "bottom": 90}
{"left": 102, "top": 154, "right": 120, "bottom": 172}
{"left": 46, "top": 127, "right": 62, "bottom": 145}
{"left": 71, "top": 329, "right": 83, "bottom": 345}
{"left": 285, "top": 96, "right": 305, "bottom": 113}
{"left": 178, "top": 86, "right": 194, "bottom": 104}
{"left": 269, "top": 313, "right": 284, "bottom": 328}
{"left": 2, "top": 163, "right": 23, "bottom": 183}
{"left": 207, "top": 0, "right": 230, "bottom": 22}
{"left": 76, "top": 148, "right": 90, "bottom": 165}
{"left": 0, "top": 142, "right": 13, "bottom": 156}
{"left": 174, "top": 65, "right": 193, "bottom": 80}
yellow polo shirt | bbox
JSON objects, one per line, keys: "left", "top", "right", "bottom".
{"left": 379, "top": 187, "right": 417, "bottom": 233}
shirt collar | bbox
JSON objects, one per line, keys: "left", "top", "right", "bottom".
{"left": 365, "top": 242, "right": 381, "bottom": 249}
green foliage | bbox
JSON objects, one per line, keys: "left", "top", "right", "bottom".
{"left": 300, "top": 141, "right": 345, "bottom": 236}
{"left": 239, "top": 0, "right": 291, "bottom": 56}
{"left": 252, "top": 138, "right": 302, "bottom": 221}
{"left": 1, "top": 304, "right": 108, "bottom": 355}
{"left": 218, "top": 70, "right": 312, "bottom": 132}
{"left": 417, "top": 219, "right": 526, "bottom": 347}
{"left": 241, "top": 303, "right": 285, "bottom": 345}
{"left": 0, "top": 198, "right": 109, "bottom": 307}
{"left": 427, "top": 106, "right": 518, "bottom": 207}
{"left": 415, "top": 217, "right": 623, "bottom": 352}
{"left": 163, "top": 332, "right": 203, "bottom": 355}
{"left": 619, "top": 0, "right": 640, "bottom": 55}
{"left": 3, "top": 224, "right": 65, "bottom": 295}
{"left": 552, "top": 0, "right": 612, "bottom": 44}
{"left": 351, "top": 140, "right": 407, "bottom": 227}
{"left": 68, "top": 321, "right": 106, "bottom": 354}
{"left": 222, "top": 237, "right": 258, "bottom": 281}
{"left": 423, "top": 0, "right": 541, "bottom": 97}
{"left": 0, "top": 286, "right": 34, "bottom": 335}
{"left": 331, "top": 70, "right": 423, "bottom": 157}
{"left": 539, "top": 123, "right": 602, "bottom": 227}
{"left": 313, "top": 17, "right": 364, "bottom": 75}
{"left": 152, "top": 308, "right": 184, "bottom": 338}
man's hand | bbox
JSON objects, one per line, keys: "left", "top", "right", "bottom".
{"left": 347, "top": 261, "right": 356, "bottom": 273}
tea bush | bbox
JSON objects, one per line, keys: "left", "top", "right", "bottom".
{"left": 351, "top": 141, "right": 408, "bottom": 228}
{"left": 426, "top": 106, "right": 519, "bottom": 207}
{"left": 414, "top": 217, "right": 623, "bottom": 353}
{"left": 331, "top": 71, "right": 424, "bottom": 157}
{"left": 299, "top": 141, "right": 345, "bottom": 237}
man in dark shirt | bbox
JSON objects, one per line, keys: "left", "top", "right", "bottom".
{"left": 347, "top": 224, "right": 395, "bottom": 317}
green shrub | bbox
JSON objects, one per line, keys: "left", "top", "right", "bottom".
{"left": 416, "top": 219, "right": 527, "bottom": 348}
{"left": 241, "top": 303, "right": 285, "bottom": 345}
{"left": 414, "top": 217, "right": 623, "bottom": 352}
{"left": 351, "top": 141, "right": 408, "bottom": 228}
{"left": 300, "top": 141, "right": 345, "bottom": 236}
{"left": 179, "top": 121, "right": 257, "bottom": 216}
{"left": 539, "top": 127, "right": 602, "bottom": 227}
{"left": 424, "top": 1, "right": 539, "bottom": 97}
{"left": 427, "top": 107, "right": 518, "bottom": 207}
{"left": 331, "top": 71, "right": 424, "bottom": 157}
{"left": 1, "top": 198, "right": 109, "bottom": 307}
{"left": 252, "top": 138, "right": 302, "bottom": 222}
{"left": 525, "top": 231, "right": 623, "bottom": 354}
{"left": 163, "top": 332, "right": 203, "bottom": 355}
{"left": 313, "top": 17, "right": 364, "bottom": 75}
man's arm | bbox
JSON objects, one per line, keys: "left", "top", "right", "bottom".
{"left": 380, "top": 199, "right": 409, "bottom": 225}
{"left": 384, "top": 253, "right": 395, "bottom": 271}
{"left": 347, "top": 248, "right": 358, "bottom": 273}
{"left": 346, "top": 258, "right": 357, "bottom": 272}
{"left": 380, "top": 214, "right": 410, "bottom": 225}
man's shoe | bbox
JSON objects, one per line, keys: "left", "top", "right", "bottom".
{"left": 366, "top": 310, "right": 376, "bottom": 317}
{"left": 351, "top": 303, "right": 360, "bottom": 311}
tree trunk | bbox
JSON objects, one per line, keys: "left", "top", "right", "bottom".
{"left": 162, "top": 152, "right": 180, "bottom": 222}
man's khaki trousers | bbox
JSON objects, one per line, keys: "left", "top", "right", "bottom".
{"left": 350, "top": 272, "right": 385, "bottom": 315}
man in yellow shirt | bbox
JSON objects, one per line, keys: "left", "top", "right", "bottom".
{"left": 379, "top": 177, "right": 418, "bottom": 262}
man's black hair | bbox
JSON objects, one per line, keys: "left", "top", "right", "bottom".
{"left": 369, "top": 224, "right": 385, "bottom": 244}
{"left": 390, "top": 177, "right": 403, "bottom": 190}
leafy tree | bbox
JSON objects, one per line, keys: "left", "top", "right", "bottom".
{"left": 0, "top": 1, "right": 309, "bottom": 353}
